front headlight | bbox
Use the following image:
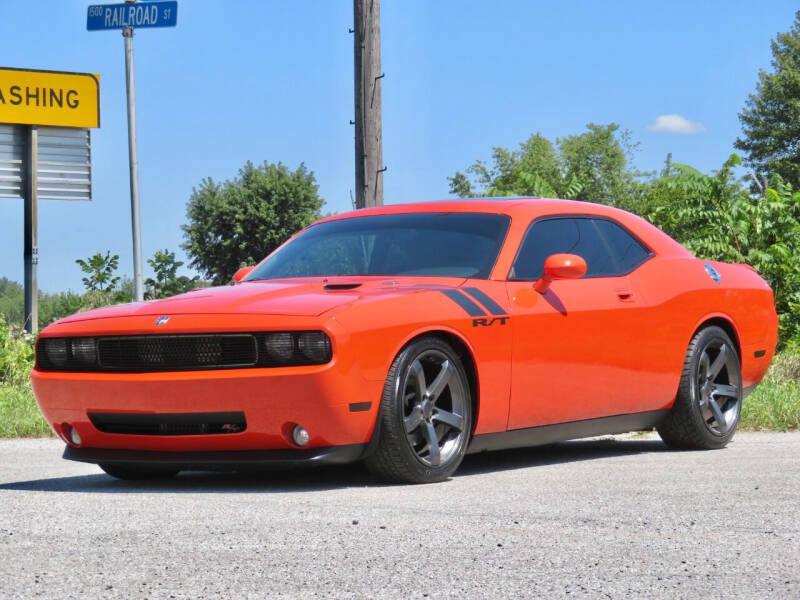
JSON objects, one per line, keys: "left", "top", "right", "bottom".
{"left": 259, "top": 331, "right": 332, "bottom": 366}
{"left": 297, "top": 331, "right": 332, "bottom": 363}
{"left": 71, "top": 338, "right": 97, "bottom": 366}
{"left": 41, "top": 338, "right": 68, "bottom": 368}
{"left": 264, "top": 332, "right": 295, "bottom": 362}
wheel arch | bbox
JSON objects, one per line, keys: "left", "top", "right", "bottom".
{"left": 691, "top": 314, "right": 742, "bottom": 363}
{"left": 391, "top": 328, "right": 480, "bottom": 437}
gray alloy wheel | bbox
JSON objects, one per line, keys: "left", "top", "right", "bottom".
{"left": 401, "top": 349, "right": 469, "bottom": 468}
{"left": 365, "top": 336, "right": 472, "bottom": 483}
{"left": 695, "top": 338, "right": 741, "bottom": 436}
{"left": 658, "top": 326, "right": 743, "bottom": 450}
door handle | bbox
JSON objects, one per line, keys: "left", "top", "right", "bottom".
{"left": 616, "top": 289, "right": 634, "bottom": 302}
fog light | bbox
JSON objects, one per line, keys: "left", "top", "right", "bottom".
{"left": 69, "top": 427, "right": 81, "bottom": 446}
{"left": 292, "top": 425, "right": 309, "bottom": 447}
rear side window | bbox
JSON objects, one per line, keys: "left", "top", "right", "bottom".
{"left": 592, "top": 219, "right": 651, "bottom": 274}
{"left": 510, "top": 216, "right": 651, "bottom": 280}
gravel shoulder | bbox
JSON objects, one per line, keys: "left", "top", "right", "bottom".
{"left": 1, "top": 432, "right": 798, "bottom": 599}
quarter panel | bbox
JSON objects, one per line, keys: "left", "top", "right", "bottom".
{"left": 628, "top": 256, "right": 777, "bottom": 390}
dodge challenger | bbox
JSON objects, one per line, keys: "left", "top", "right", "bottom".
{"left": 32, "top": 198, "right": 778, "bottom": 483}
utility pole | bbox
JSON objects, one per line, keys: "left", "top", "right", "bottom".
{"left": 353, "top": 0, "right": 384, "bottom": 208}
{"left": 124, "top": 1, "right": 144, "bottom": 302}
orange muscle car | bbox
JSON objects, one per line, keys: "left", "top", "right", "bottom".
{"left": 32, "top": 199, "right": 778, "bottom": 483}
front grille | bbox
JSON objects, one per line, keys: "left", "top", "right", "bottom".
{"left": 98, "top": 335, "right": 257, "bottom": 371}
{"left": 88, "top": 411, "right": 247, "bottom": 436}
{"left": 36, "top": 331, "right": 332, "bottom": 373}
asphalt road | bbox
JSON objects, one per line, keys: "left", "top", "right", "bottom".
{"left": 0, "top": 432, "right": 798, "bottom": 599}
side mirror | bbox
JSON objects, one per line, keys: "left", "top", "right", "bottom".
{"left": 534, "top": 253, "right": 587, "bottom": 294}
{"left": 233, "top": 265, "right": 255, "bottom": 283}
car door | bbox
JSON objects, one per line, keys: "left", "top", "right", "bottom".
{"left": 505, "top": 215, "right": 661, "bottom": 429}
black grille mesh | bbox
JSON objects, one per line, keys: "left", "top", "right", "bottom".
{"left": 98, "top": 335, "right": 257, "bottom": 371}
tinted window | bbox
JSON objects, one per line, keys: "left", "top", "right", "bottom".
{"left": 593, "top": 219, "right": 651, "bottom": 273}
{"left": 246, "top": 212, "right": 511, "bottom": 280}
{"left": 510, "top": 217, "right": 650, "bottom": 280}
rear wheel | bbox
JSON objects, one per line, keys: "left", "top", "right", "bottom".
{"left": 99, "top": 464, "right": 180, "bottom": 480}
{"left": 365, "top": 336, "right": 472, "bottom": 483}
{"left": 657, "top": 326, "right": 742, "bottom": 450}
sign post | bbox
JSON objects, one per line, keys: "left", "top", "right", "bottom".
{"left": 0, "top": 67, "right": 100, "bottom": 333}
{"left": 24, "top": 126, "right": 38, "bottom": 333}
{"left": 123, "top": 25, "right": 144, "bottom": 303}
{"left": 87, "top": 0, "right": 178, "bottom": 302}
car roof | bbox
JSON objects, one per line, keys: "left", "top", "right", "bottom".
{"left": 315, "top": 197, "right": 692, "bottom": 258}
{"left": 316, "top": 197, "right": 652, "bottom": 221}
{"left": 318, "top": 197, "right": 563, "bottom": 221}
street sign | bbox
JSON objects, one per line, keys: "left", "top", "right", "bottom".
{"left": 87, "top": 1, "right": 178, "bottom": 31}
{"left": 0, "top": 67, "right": 100, "bottom": 128}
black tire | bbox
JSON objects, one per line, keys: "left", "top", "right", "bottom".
{"left": 99, "top": 464, "right": 180, "bottom": 480}
{"left": 365, "top": 336, "right": 473, "bottom": 484}
{"left": 657, "top": 326, "right": 743, "bottom": 450}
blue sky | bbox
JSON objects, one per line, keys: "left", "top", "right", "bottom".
{"left": 0, "top": 0, "right": 796, "bottom": 293}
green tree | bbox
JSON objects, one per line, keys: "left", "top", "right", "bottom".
{"left": 0, "top": 278, "right": 87, "bottom": 329}
{"left": 145, "top": 249, "right": 201, "bottom": 299}
{"left": 735, "top": 11, "right": 800, "bottom": 188}
{"left": 448, "top": 124, "right": 641, "bottom": 205}
{"left": 75, "top": 251, "right": 120, "bottom": 292}
{"left": 448, "top": 134, "right": 571, "bottom": 198}
{"left": 558, "top": 123, "right": 643, "bottom": 207}
{"left": 182, "top": 160, "right": 325, "bottom": 285}
{"left": 0, "top": 278, "right": 24, "bottom": 328}
{"left": 39, "top": 291, "right": 84, "bottom": 326}
{"left": 114, "top": 276, "right": 135, "bottom": 304}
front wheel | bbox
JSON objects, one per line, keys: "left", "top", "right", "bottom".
{"left": 657, "top": 326, "right": 743, "bottom": 450}
{"left": 365, "top": 336, "right": 473, "bottom": 483}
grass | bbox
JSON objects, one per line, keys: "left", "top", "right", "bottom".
{"left": 741, "top": 381, "right": 800, "bottom": 430}
{"left": 740, "top": 350, "right": 800, "bottom": 431}
{"left": 0, "top": 384, "right": 53, "bottom": 438}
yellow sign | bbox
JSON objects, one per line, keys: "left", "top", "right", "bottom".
{"left": 0, "top": 67, "right": 100, "bottom": 128}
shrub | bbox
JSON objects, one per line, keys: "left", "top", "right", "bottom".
{"left": 0, "top": 314, "right": 34, "bottom": 387}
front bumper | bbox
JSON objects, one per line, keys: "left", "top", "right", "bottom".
{"left": 63, "top": 443, "right": 368, "bottom": 471}
{"left": 32, "top": 363, "right": 383, "bottom": 453}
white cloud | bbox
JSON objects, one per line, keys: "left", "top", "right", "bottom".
{"left": 646, "top": 114, "right": 706, "bottom": 135}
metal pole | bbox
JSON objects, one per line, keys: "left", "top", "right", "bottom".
{"left": 23, "top": 125, "right": 39, "bottom": 334}
{"left": 123, "top": 22, "right": 144, "bottom": 301}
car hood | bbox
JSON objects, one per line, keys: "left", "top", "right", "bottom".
{"left": 56, "top": 277, "right": 467, "bottom": 323}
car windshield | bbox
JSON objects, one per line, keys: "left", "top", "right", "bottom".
{"left": 246, "top": 212, "right": 511, "bottom": 280}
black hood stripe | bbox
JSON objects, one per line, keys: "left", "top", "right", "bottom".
{"left": 439, "top": 289, "right": 486, "bottom": 317}
{"left": 462, "top": 287, "right": 506, "bottom": 316}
